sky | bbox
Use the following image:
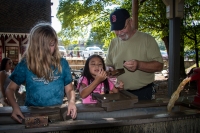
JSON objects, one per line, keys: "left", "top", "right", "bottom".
{"left": 51, "top": 0, "right": 62, "bottom": 33}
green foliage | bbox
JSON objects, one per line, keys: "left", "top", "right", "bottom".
{"left": 67, "top": 44, "right": 79, "bottom": 50}
{"left": 57, "top": 0, "right": 200, "bottom": 56}
{"left": 183, "top": 0, "right": 200, "bottom": 49}
{"left": 57, "top": 0, "right": 121, "bottom": 45}
{"left": 157, "top": 40, "right": 166, "bottom": 50}
{"left": 137, "top": 0, "right": 168, "bottom": 38}
{"left": 57, "top": 0, "right": 169, "bottom": 46}
{"left": 74, "top": 46, "right": 80, "bottom": 50}
{"left": 182, "top": 0, "right": 200, "bottom": 65}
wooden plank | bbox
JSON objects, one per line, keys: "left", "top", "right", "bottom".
{"left": 92, "top": 90, "right": 138, "bottom": 111}
{"left": 0, "top": 99, "right": 184, "bottom": 125}
{"left": 1, "top": 110, "right": 200, "bottom": 132}
{"left": 0, "top": 106, "right": 63, "bottom": 125}
{"left": 0, "top": 106, "right": 61, "bottom": 116}
{"left": 120, "top": 90, "right": 138, "bottom": 100}
{"left": 92, "top": 93, "right": 120, "bottom": 103}
{"left": 101, "top": 99, "right": 136, "bottom": 111}
{"left": 24, "top": 116, "right": 48, "bottom": 128}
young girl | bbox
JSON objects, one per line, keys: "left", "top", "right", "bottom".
{"left": 78, "top": 55, "right": 123, "bottom": 104}
{"left": 6, "top": 23, "right": 77, "bottom": 123}
{"left": 0, "top": 57, "right": 13, "bottom": 106}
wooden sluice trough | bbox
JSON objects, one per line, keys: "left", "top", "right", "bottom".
{"left": 1, "top": 91, "right": 200, "bottom": 133}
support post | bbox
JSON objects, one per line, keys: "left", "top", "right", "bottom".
{"left": 168, "top": 17, "right": 181, "bottom": 97}
{"left": 162, "top": 0, "right": 184, "bottom": 97}
{"left": 132, "top": 0, "right": 138, "bottom": 29}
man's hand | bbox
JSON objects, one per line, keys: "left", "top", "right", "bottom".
{"left": 123, "top": 60, "right": 139, "bottom": 72}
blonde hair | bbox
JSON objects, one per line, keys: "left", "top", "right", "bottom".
{"left": 22, "top": 22, "right": 62, "bottom": 81}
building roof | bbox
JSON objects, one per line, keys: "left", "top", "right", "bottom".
{"left": 0, "top": 0, "right": 52, "bottom": 33}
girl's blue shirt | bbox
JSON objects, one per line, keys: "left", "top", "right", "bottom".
{"left": 10, "top": 58, "right": 72, "bottom": 106}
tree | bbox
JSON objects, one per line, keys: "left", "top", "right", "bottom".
{"left": 86, "top": 31, "right": 104, "bottom": 47}
{"left": 57, "top": 0, "right": 121, "bottom": 45}
{"left": 57, "top": 0, "right": 200, "bottom": 77}
{"left": 122, "top": 0, "right": 187, "bottom": 77}
{"left": 183, "top": 0, "right": 200, "bottom": 67}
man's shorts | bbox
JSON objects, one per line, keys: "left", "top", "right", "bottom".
{"left": 127, "top": 83, "right": 155, "bottom": 100}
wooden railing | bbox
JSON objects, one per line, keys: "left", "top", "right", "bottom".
{"left": 67, "top": 57, "right": 85, "bottom": 70}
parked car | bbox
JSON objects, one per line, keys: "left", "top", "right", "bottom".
{"left": 184, "top": 50, "right": 197, "bottom": 61}
{"left": 81, "top": 46, "right": 105, "bottom": 58}
{"left": 160, "top": 50, "right": 168, "bottom": 60}
{"left": 58, "top": 46, "right": 67, "bottom": 58}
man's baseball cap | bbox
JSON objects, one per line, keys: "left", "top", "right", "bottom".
{"left": 110, "top": 8, "right": 130, "bottom": 31}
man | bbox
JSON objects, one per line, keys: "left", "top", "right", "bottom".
{"left": 106, "top": 8, "right": 163, "bottom": 100}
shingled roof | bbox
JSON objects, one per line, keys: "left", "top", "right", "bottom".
{"left": 0, "top": 0, "right": 52, "bottom": 33}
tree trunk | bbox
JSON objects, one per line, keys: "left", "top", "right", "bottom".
{"left": 132, "top": 0, "right": 138, "bottom": 30}
{"left": 195, "top": 38, "right": 199, "bottom": 67}
{"left": 162, "top": 36, "right": 169, "bottom": 55}
{"left": 162, "top": 35, "right": 186, "bottom": 78}
{"left": 180, "top": 40, "right": 186, "bottom": 79}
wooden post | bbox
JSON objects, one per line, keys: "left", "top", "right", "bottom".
{"left": 162, "top": 0, "right": 184, "bottom": 97}
{"left": 132, "top": 0, "right": 138, "bottom": 29}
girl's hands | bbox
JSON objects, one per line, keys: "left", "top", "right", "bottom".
{"left": 67, "top": 101, "right": 77, "bottom": 119}
{"left": 106, "top": 66, "right": 115, "bottom": 78}
{"left": 95, "top": 69, "right": 107, "bottom": 83}
{"left": 107, "top": 66, "right": 115, "bottom": 72}
{"left": 115, "top": 80, "right": 124, "bottom": 90}
{"left": 11, "top": 107, "right": 24, "bottom": 123}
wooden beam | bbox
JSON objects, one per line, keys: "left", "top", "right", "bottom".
{"left": 132, "top": 0, "right": 138, "bottom": 29}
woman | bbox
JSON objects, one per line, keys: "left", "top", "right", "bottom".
{"left": 0, "top": 57, "right": 13, "bottom": 106}
{"left": 5, "top": 23, "right": 77, "bottom": 123}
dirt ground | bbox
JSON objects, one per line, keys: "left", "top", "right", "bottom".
{"left": 154, "top": 73, "right": 197, "bottom": 99}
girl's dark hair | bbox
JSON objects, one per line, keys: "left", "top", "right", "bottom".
{"left": 79, "top": 55, "right": 110, "bottom": 94}
{"left": 0, "top": 57, "right": 11, "bottom": 71}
